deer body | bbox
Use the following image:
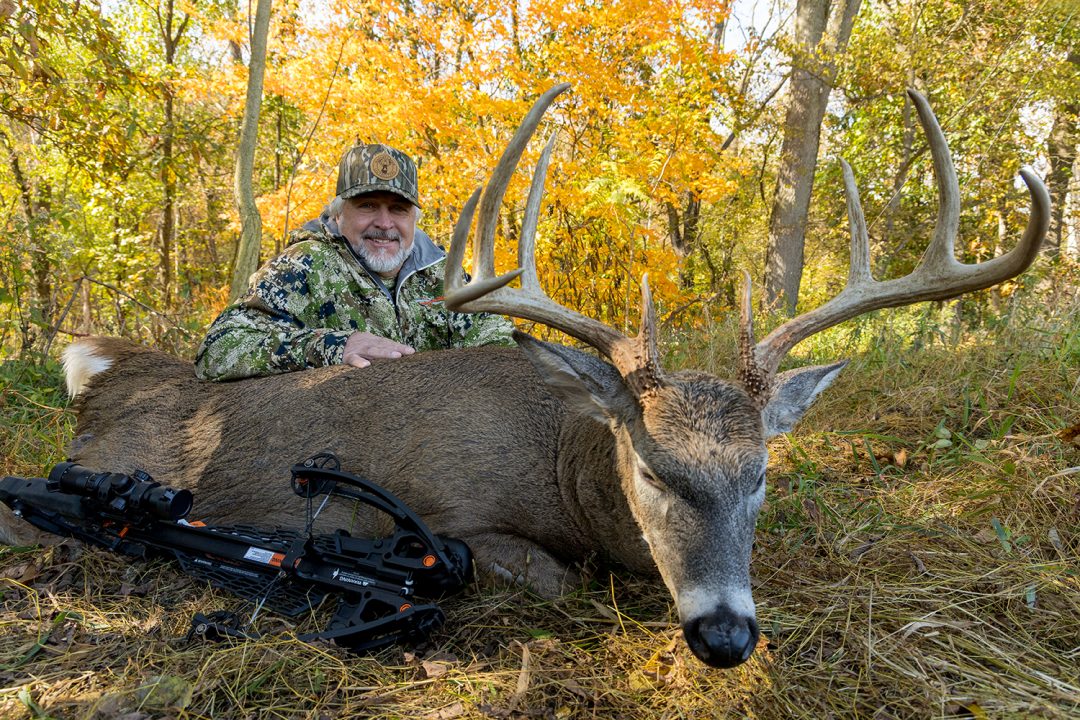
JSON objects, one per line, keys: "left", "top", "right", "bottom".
{"left": 63, "top": 341, "right": 595, "bottom": 573}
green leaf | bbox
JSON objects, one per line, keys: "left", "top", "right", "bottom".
{"left": 990, "top": 517, "right": 1012, "bottom": 554}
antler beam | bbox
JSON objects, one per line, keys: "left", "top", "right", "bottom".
{"left": 747, "top": 89, "right": 1049, "bottom": 382}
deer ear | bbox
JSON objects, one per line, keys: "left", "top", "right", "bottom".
{"left": 514, "top": 332, "right": 633, "bottom": 423}
{"left": 761, "top": 361, "right": 847, "bottom": 439}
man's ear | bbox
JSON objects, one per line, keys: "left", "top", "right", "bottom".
{"left": 513, "top": 331, "right": 634, "bottom": 424}
{"left": 761, "top": 361, "right": 847, "bottom": 438}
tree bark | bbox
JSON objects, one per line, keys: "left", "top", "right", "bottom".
{"left": 1045, "top": 104, "right": 1078, "bottom": 259}
{"left": 1, "top": 124, "right": 52, "bottom": 350}
{"left": 1045, "top": 51, "right": 1080, "bottom": 259}
{"left": 157, "top": 0, "right": 189, "bottom": 308}
{"left": 229, "top": 0, "right": 273, "bottom": 300}
{"left": 764, "top": 0, "right": 862, "bottom": 314}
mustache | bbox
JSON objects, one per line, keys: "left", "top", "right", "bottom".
{"left": 362, "top": 229, "right": 402, "bottom": 242}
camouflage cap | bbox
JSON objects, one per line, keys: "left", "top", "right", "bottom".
{"left": 335, "top": 144, "right": 420, "bottom": 207}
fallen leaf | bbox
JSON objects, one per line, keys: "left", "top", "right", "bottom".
{"left": 849, "top": 541, "right": 876, "bottom": 560}
{"left": 964, "top": 702, "right": 989, "bottom": 719}
{"left": 424, "top": 701, "right": 464, "bottom": 720}
{"left": 477, "top": 703, "right": 513, "bottom": 719}
{"left": 628, "top": 669, "right": 656, "bottom": 691}
{"left": 1058, "top": 422, "right": 1080, "bottom": 445}
{"left": 1048, "top": 527, "right": 1064, "bottom": 554}
{"left": 421, "top": 660, "right": 450, "bottom": 679}
{"left": 588, "top": 599, "right": 619, "bottom": 622}
{"left": 119, "top": 582, "right": 151, "bottom": 597}
{"left": 557, "top": 677, "right": 594, "bottom": 701}
{"left": 892, "top": 448, "right": 908, "bottom": 467}
{"left": 3, "top": 562, "right": 41, "bottom": 584}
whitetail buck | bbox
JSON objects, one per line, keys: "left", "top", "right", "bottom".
{"left": 3, "top": 86, "right": 1048, "bottom": 668}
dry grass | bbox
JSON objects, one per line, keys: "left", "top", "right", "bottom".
{"left": 1, "top": 281, "right": 1077, "bottom": 719}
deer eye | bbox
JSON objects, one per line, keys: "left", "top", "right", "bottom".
{"left": 639, "top": 467, "right": 667, "bottom": 492}
{"left": 752, "top": 471, "right": 766, "bottom": 494}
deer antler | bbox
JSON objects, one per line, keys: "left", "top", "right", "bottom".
{"left": 741, "top": 89, "right": 1049, "bottom": 401}
{"left": 445, "top": 85, "right": 664, "bottom": 397}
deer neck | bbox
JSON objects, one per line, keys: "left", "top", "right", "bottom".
{"left": 557, "top": 414, "right": 655, "bottom": 574}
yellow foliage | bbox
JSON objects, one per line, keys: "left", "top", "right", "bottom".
{"left": 201, "top": 0, "right": 741, "bottom": 328}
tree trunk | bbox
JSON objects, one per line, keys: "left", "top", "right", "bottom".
{"left": 229, "top": 0, "right": 273, "bottom": 300}
{"left": 764, "top": 0, "right": 862, "bottom": 314}
{"left": 1045, "top": 51, "right": 1080, "bottom": 259}
{"left": 161, "top": 87, "right": 175, "bottom": 305}
{"left": 157, "top": 0, "right": 189, "bottom": 308}
{"left": 666, "top": 194, "right": 701, "bottom": 288}
{"left": 1, "top": 125, "right": 52, "bottom": 350}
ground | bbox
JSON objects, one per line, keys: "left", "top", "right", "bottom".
{"left": 1, "top": 299, "right": 1077, "bottom": 719}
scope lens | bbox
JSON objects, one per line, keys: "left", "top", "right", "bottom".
{"left": 151, "top": 487, "right": 194, "bottom": 521}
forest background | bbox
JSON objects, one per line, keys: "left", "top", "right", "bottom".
{"left": 0, "top": 1, "right": 1079, "bottom": 718}
{"left": 1, "top": 0, "right": 1077, "bottom": 358}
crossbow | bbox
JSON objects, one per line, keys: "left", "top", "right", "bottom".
{"left": 0, "top": 454, "right": 472, "bottom": 652}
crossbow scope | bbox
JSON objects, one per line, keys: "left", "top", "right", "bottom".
{"left": 47, "top": 461, "right": 193, "bottom": 521}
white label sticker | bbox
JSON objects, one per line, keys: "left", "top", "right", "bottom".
{"left": 244, "top": 547, "right": 276, "bottom": 564}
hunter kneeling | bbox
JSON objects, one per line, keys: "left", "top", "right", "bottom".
{"left": 195, "top": 144, "right": 515, "bottom": 381}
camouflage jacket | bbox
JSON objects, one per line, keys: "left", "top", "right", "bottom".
{"left": 194, "top": 219, "right": 515, "bottom": 381}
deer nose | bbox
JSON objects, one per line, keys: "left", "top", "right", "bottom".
{"left": 683, "top": 610, "right": 759, "bottom": 668}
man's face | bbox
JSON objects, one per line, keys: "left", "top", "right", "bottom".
{"left": 336, "top": 191, "right": 417, "bottom": 274}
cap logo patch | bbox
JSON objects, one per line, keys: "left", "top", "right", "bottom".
{"left": 370, "top": 151, "right": 400, "bottom": 181}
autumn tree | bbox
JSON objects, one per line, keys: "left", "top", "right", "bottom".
{"left": 231, "top": 0, "right": 273, "bottom": 299}
{"left": 763, "top": 0, "right": 862, "bottom": 315}
{"left": 0, "top": 0, "right": 133, "bottom": 352}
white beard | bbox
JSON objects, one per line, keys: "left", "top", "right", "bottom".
{"left": 357, "top": 230, "right": 413, "bottom": 274}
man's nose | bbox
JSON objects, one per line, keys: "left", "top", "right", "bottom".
{"left": 373, "top": 205, "right": 394, "bottom": 228}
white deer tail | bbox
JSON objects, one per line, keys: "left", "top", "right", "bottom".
{"left": 63, "top": 339, "right": 116, "bottom": 398}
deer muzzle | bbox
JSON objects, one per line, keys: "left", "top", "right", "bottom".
{"left": 683, "top": 606, "right": 760, "bottom": 668}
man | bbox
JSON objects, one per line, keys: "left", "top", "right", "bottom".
{"left": 195, "top": 144, "right": 515, "bottom": 381}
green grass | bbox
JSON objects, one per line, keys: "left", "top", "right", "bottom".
{"left": 0, "top": 281, "right": 1077, "bottom": 719}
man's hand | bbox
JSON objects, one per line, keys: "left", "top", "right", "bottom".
{"left": 342, "top": 331, "right": 415, "bottom": 368}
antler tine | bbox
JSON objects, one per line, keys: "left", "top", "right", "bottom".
{"left": 446, "top": 187, "right": 480, "bottom": 290}
{"left": 444, "top": 85, "right": 630, "bottom": 361}
{"left": 519, "top": 132, "right": 559, "bottom": 293}
{"left": 751, "top": 89, "right": 1050, "bottom": 380}
{"left": 473, "top": 83, "right": 572, "bottom": 280}
{"left": 738, "top": 271, "right": 771, "bottom": 404}
{"left": 441, "top": 86, "right": 673, "bottom": 390}
{"left": 445, "top": 187, "right": 514, "bottom": 305}
{"left": 610, "top": 274, "right": 665, "bottom": 397}
{"left": 909, "top": 89, "right": 961, "bottom": 271}
{"left": 840, "top": 159, "right": 872, "bottom": 286}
